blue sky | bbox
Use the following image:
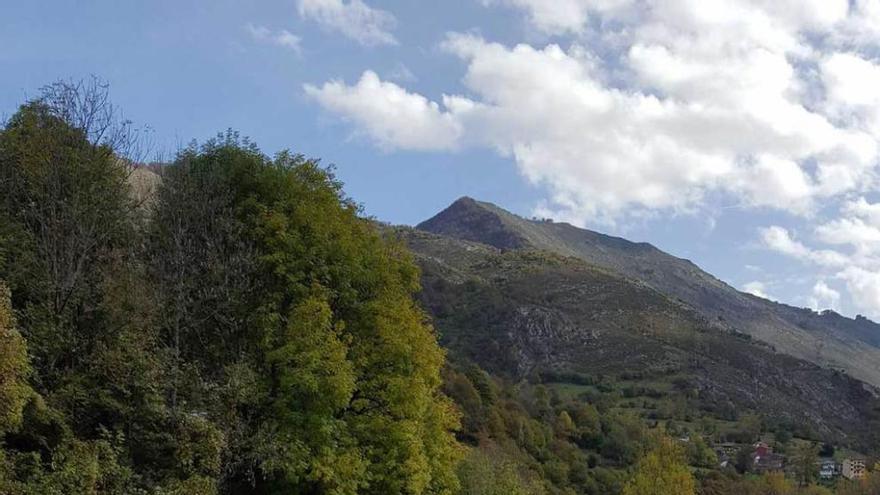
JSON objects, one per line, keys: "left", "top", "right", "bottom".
{"left": 4, "top": 0, "right": 880, "bottom": 319}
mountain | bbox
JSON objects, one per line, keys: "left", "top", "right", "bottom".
{"left": 417, "top": 197, "right": 880, "bottom": 388}
{"left": 400, "top": 227, "right": 880, "bottom": 452}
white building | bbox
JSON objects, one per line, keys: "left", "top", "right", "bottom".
{"left": 842, "top": 459, "right": 866, "bottom": 480}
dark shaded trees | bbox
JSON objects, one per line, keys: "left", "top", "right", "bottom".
{"left": 0, "top": 79, "right": 165, "bottom": 494}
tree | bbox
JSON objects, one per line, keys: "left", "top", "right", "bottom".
{"left": 555, "top": 411, "right": 576, "bottom": 439}
{"left": 0, "top": 282, "right": 31, "bottom": 433}
{"left": 623, "top": 435, "right": 695, "bottom": 495}
{"left": 686, "top": 436, "right": 718, "bottom": 468}
{"left": 740, "top": 413, "right": 763, "bottom": 443}
{"left": 442, "top": 368, "right": 485, "bottom": 439}
{"left": 0, "top": 80, "right": 175, "bottom": 493}
{"left": 761, "top": 471, "right": 794, "bottom": 495}
{"left": 735, "top": 445, "right": 754, "bottom": 474}
{"left": 0, "top": 78, "right": 143, "bottom": 387}
{"left": 791, "top": 442, "right": 819, "bottom": 487}
{"left": 149, "top": 135, "right": 462, "bottom": 494}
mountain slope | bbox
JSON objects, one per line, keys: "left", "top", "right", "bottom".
{"left": 417, "top": 197, "right": 880, "bottom": 387}
{"left": 400, "top": 227, "right": 880, "bottom": 452}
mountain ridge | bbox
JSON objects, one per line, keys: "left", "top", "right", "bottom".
{"left": 417, "top": 196, "right": 880, "bottom": 387}
{"left": 401, "top": 226, "right": 880, "bottom": 452}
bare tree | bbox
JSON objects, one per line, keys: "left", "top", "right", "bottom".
{"left": 37, "top": 76, "right": 151, "bottom": 163}
{"left": 0, "top": 77, "right": 147, "bottom": 378}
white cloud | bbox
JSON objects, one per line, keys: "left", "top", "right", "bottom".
{"left": 304, "top": 0, "right": 880, "bottom": 314}
{"left": 834, "top": 0, "right": 880, "bottom": 50}
{"left": 813, "top": 198, "right": 880, "bottom": 266}
{"left": 823, "top": 53, "right": 880, "bottom": 108}
{"left": 759, "top": 226, "right": 848, "bottom": 268}
{"left": 743, "top": 281, "right": 771, "bottom": 299}
{"left": 306, "top": 1, "right": 880, "bottom": 223}
{"left": 298, "top": 0, "right": 396, "bottom": 46}
{"left": 821, "top": 53, "right": 880, "bottom": 139}
{"left": 245, "top": 24, "right": 302, "bottom": 54}
{"left": 839, "top": 267, "right": 880, "bottom": 316}
{"left": 816, "top": 217, "right": 880, "bottom": 253}
{"left": 759, "top": 199, "right": 880, "bottom": 317}
{"left": 809, "top": 280, "right": 841, "bottom": 312}
{"left": 303, "top": 71, "right": 462, "bottom": 151}
{"left": 732, "top": 155, "right": 815, "bottom": 213}
{"left": 479, "top": 0, "right": 631, "bottom": 35}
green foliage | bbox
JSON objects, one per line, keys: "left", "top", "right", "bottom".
{"left": 0, "top": 93, "right": 136, "bottom": 388}
{"left": 622, "top": 435, "right": 695, "bottom": 495}
{"left": 0, "top": 282, "right": 32, "bottom": 433}
{"left": 791, "top": 442, "right": 820, "bottom": 487}
{"left": 444, "top": 361, "right": 651, "bottom": 495}
{"left": 4, "top": 80, "right": 876, "bottom": 495}
{"left": 686, "top": 436, "right": 718, "bottom": 468}
{"left": 1, "top": 84, "right": 460, "bottom": 494}
{"left": 457, "top": 447, "right": 545, "bottom": 495}
{"left": 149, "top": 133, "right": 462, "bottom": 493}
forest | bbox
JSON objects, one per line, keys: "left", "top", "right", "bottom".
{"left": 1, "top": 80, "right": 879, "bottom": 494}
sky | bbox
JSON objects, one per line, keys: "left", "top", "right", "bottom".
{"left": 4, "top": 0, "right": 880, "bottom": 319}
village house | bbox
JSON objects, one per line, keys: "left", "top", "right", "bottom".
{"left": 751, "top": 442, "right": 785, "bottom": 474}
{"left": 819, "top": 458, "right": 840, "bottom": 480}
{"left": 843, "top": 459, "right": 866, "bottom": 480}
{"left": 754, "top": 452, "right": 786, "bottom": 473}
{"left": 753, "top": 442, "right": 770, "bottom": 457}
{"left": 717, "top": 442, "right": 740, "bottom": 459}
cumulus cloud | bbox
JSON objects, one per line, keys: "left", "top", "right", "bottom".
{"left": 303, "top": 71, "right": 462, "bottom": 151}
{"left": 743, "top": 281, "right": 771, "bottom": 299}
{"left": 810, "top": 280, "right": 841, "bottom": 312}
{"left": 306, "top": 1, "right": 880, "bottom": 224}
{"left": 298, "top": 0, "right": 396, "bottom": 46}
{"left": 245, "top": 24, "right": 302, "bottom": 54}
{"left": 759, "top": 226, "right": 848, "bottom": 268}
{"left": 839, "top": 267, "right": 880, "bottom": 315}
{"left": 760, "top": 198, "right": 880, "bottom": 317}
{"left": 303, "top": 0, "right": 880, "bottom": 314}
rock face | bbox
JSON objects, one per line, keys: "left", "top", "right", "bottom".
{"left": 402, "top": 225, "right": 880, "bottom": 452}
{"left": 417, "top": 197, "right": 880, "bottom": 388}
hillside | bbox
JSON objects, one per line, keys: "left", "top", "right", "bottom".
{"left": 400, "top": 227, "right": 880, "bottom": 453}
{"left": 418, "top": 197, "right": 880, "bottom": 388}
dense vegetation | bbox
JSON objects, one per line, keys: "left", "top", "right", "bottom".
{"left": 444, "top": 360, "right": 880, "bottom": 495}
{"left": 1, "top": 80, "right": 878, "bottom": 494}
{"left": 0, "top": 81, "right": 459, "bottom": 494}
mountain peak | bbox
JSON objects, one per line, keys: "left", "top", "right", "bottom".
{"left": 416, "top": 197, "right": 880, "bottom": 387}
{"left": 417, "top": 197, "right": 527, "bottom": 250}
{"left": 417, "top": 197, "right": 654, "bottom": 256}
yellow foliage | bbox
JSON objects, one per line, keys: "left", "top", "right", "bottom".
{"left": 623, "top": 436, "right": 695, "bottom": 495}
{"left": 762, "top": 471, "right": 794, "bottom": 495}
{"left": 0, "top": 282, "right": 32, "bottom": 433}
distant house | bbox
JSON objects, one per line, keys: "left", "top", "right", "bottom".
{"left": 718, "top": 442, "right": 739, "bottom": 458}
{"left": 819, "top": 458, "right": 839, "bottom": 479}
{"left": 843, "top": 459, "right": 866, "bottom": 480}
{"left": 750, "top": 442, "right": 785, "bottom": 473}
{"left": 754, "top": 453, "right": 786, "bottom": 473}
{"left": 754, "top": 442, "right": 770, "bottom": 458}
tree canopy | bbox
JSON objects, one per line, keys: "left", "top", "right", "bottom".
{"left": 0, "top": 81, "right": 460, "bottom": 494}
